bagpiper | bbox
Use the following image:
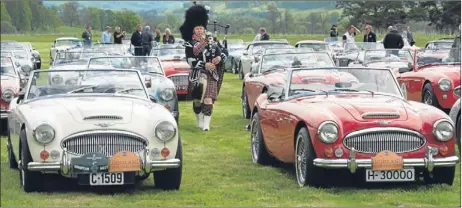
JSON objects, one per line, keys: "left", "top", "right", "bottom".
{"left": 180, "top": 3, "right": 225, "bottom": 131}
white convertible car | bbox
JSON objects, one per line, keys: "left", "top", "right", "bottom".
{"left": 7, "top": 69, "right": 182, "bottom": 192}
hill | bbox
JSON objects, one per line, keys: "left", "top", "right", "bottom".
{"left": 43, "top": 1, "right": 185, "bottom": 11}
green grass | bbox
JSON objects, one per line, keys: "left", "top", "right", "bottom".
{"left": 0, "top": 34, "right": 460, "bottom": 207}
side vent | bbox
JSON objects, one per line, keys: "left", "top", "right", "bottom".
{"left": 362, "top": 112, "right": 400, "bottom": 119}
{"left": 83, "top": 115, "right": 123, "bottom": 120}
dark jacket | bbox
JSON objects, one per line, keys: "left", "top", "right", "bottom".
{"left": 330, "top": 28, "right": 338, "bottom": 37}
{"left": 81, "top": 30, "right": 92, "bottom": 46}
{"left": 154, "top": 34, "right": 161, "bottom": 42}
{"left": 261, "top": 33, "right": 269, "bottom": 40}
{"left": 363, "top": 32, "right": 377, "bottom": 42}
{"left": 113, "top": 31, "right": 124, "bottom": 44}
{"left": 163, "top": 35, "right": 175, "bottom": 44}
{"left": 383, "top": 30, "right": 404, "bottom": 49}
{"left": 141, "top": 31, "right": 153, "bottom": 46}
{"left": 131, "top": 31, "right": 142, "bottom": 46}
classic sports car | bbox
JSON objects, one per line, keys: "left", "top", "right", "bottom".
{"left": 242, "top": 51, "right": 335, "bottom": 119}
{"left": 1, "top": 46, "right": 35, "bottom": 76}
{"left": 250, "top": 66, "right": 459, "bottom": 186}
{"left": 324, "top": 37, "right": 344, "bottom": 57}
{"left": 348, "top": 49, "right": 413, "bottom": 71}
{"left": 222, "top": 39, "right": 246, "bottom": 73}
{"left": 48, "top": 51, "right": 108, "bottom": 85}
{"left": 87, "top": 57, "right": 179, "bottom": 123}
{"left": 1, "top": 57, "right": 24, "bottom": 132}
{"left": 294, "top": 40, "right": 328, "bottom": 52}
{"left": 50, "top": 37, "right": 83, "bottom": 65}
{"left": 18, "top": 42, "right": 41, "bottom": 70}
{"left": 92, "top": 43, "right": 132, "bottom": 56}
{"left": 238, "top": 41, "right": 292, "bottom": 80}
{"left": 397, "top": 49, "right": 460, "bottom": 111}
{"left": 335, "top": 42, "right": 385, "bottom": 66}
{"left": 449, "top": 86, "right": 460, "bottom": 152}
{"left": 420, "top": 40, "right": 454, "bottom": 62}
{"left": 152, "top": 46, "right": 190, "bottom": 98}
{"left": 7, "top": 69, "right": 182, "bottom": 192}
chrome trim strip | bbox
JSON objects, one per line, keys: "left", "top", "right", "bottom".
{"left": 361, "top": 112, "right": 400, "bottom": 119}
{"left": 27, "top": 159, "right": 181, "bottom": 171}
{"left": 313, "top": 156, "right": 459, "bottom": 169}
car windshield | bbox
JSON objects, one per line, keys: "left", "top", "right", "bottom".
{"left": 27, "top": 70, "right": 148, "bottom": 100}
{"left": 55, "top": 39, "right": 83, "bottom": 47}
{"left": 287, "top": 68, "right": 401, "bottom": 98}
{"left": 1, "top": 57, "right": 17, "bottom": 76}
{"left": 1, "top": 52, "right": 13, "bottom": 57}
{"left": 363, "top": 49, "right": 413, "bottom": 66}
{"left": 153, "top": 47, "right": 185, "bottom": 58}
{"left": 297, "top": 43, "right": 327, "bottom": 51}
{"left": 87, "top": 57, "right": 163, "bottom": 75}
{"left": 92, "top": 44, "right": 125, "bottom": 55}
{"left": 252, "top": 44, "right": 292, "bottom": 54}
{"left": 426, "top": 42, "right": 454, "bottom": 50}
{"left": 18, "top": 42, "right": 32, "bottom": 51}
{"left": 53, "top": 52, "right": 108, "bottom": 65}
{"left": 416, "top": 48, "right": 461, "bottom": 66}
{"left": 264, "top": 48, "right": 314, "bottom": 55}
{"left": 344, "top": 42, "right": 384, "bottom": 52}
{"left": 261, "top": 52, "right": 334, "bottom": 73}
{"left": 2, "top": 49, "right": 28, "bottom": 59}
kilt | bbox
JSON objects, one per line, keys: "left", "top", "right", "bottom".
{"left": 216, "top": 64, "right": 224, "bottom": 96}
{"left": 187, "top": 69, "right": 218, "bottom": 102}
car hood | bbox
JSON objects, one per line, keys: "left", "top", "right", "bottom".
{"left": 0, "top": 75, "right": 20, "bottom": 91}
{"left": 161, "top": 60, "right": 190, "bottom": 75}
{"left": 421, "top": 64, "right": 461, "bottom": 79}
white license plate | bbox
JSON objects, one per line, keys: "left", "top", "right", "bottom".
{"left": 89, "top": 172, "right": 124, "bottom": 186}
{"left": 366, "top": 168, "right": 415, "bottom": 182}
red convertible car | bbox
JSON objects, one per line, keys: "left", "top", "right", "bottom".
{"left": 250, "top": 67, "right": 459, "bottom": 187}
{"left": 153, "top": 45, "right": 190, "bottom": 98}
{"left": 396, "top": 49, "right": 460, "bottom": 112}
{"left": 242, "top": 51, "right": 335, "bottom": 119}
{"left": 1, "top": 57, "right": 24, "bottom": 132}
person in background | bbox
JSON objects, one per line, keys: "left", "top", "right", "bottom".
{"left": 260, "top": 27, "right": 269, "bottom": 40}
{"left": 330, "top": 24, "right": 338, "bottom": 37}
{"left": 154, "top": 29, "right": 161, "bottom": 43}
{"left": 342, "top": 25, "right": 360, "bottom": 50}
{"left": 253, "top": 32, "right": 261, "bottom": 41}
{"left": 383, "top": 26, "right": 404, "bottom": 55}
{"left": 113, "top": 26, "right": 125, "bottom": 44}
{"left": 404, "top": 26, "right": 415, "bottom": 46}
{"left": 141, "top": 25, "right": 153, "bottom": 56}
{"left": 363, "top": 24, "right": 376, "bottom": 42}
{"left": 82, "top": 26, "right": 92, "bottom": 48}
{"left": 101, "top": 26, "right": 112, "bottom": 44}
{"left": 131, "top": 24, "right": 143, "bottom": 56}
{"left": 163, "top": 28, "right": 175, "bottom": 44}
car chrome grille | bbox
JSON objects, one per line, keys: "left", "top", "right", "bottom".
{"left": 362, "top": 112, "right": 400, "bottom": 119}
{"left": 83, "top": 115, "right": 123, "bottom": 120}
{"left": 343, "top": 128, "right": 425, "bottom": 153}
{"left": 62, "top": 131, "right": 147, "bottom": 156}
{"left": 169, "top": 75, "right": 188, "bottom": 87}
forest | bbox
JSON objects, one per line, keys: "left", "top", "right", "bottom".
{"left": 1, "top": 1, "right": 460, "bottom": 35}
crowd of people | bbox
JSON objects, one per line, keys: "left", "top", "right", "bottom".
{"left": 329, "top": 24, "right": 416, "bottom": 50}
{"left": 80, "top": 24, "right": 176, "bottom": 56}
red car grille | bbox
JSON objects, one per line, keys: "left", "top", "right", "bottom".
{"left": 169, "top": 75, "right": 189, "bottom": 87}
{"left": 343, "top": 128, "right": 426, "bottom": 154}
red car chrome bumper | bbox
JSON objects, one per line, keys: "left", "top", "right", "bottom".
{"left": 313, "top": 146, "right": 459, "bottom": 174}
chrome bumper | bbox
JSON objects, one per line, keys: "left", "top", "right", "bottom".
{"left": 313, "top": 146, "right": 459, "bottom": 173}
{"left": 26, "top": 148, "right": 181, "bottom": 174}
{"left": 1, "top": 110, "right": 9, "bottom": 119}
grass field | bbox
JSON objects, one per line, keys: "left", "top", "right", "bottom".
{"left": 0, "top": 34, "right": 460, "bottom": 207}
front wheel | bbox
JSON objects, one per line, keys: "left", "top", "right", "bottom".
{"left": 19, "top": 129, "right": 44, "bottom": 192}
{"left": 456, "top": 115, "right": 460, "bottom": 154}
{"left": 295, "top": 127, "right": 323, "bottom": 187}
{"left": 422, "top": 83, "right": 441, "bottom": 108}
{"left": 153, "top": 137, "right": 183, "bottom": 190}
{"left": 239, "top": 62, "right": 244, "bottom": 80}
{"left": 242, "top": 88, "right": 251, "bottom": 119}
{"left": 250, "top": 113, "right": 275, "bottom": 165}
{"left": 424, "top": 167, "right": 456, "bottom": 186}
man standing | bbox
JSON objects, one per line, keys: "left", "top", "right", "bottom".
{"left": 329, "top": 24, "right": 338, "bottom": 37}
{"left": 81, "top": 26, "right": 92, "bottom": 48}
{"left": 404, "top": 26, "right": 415, "bottom": 46}
{"left": 383, "top": 26, "right": 404, "bottom": 55}
{"left": 141, "top": 25, "right": 153, "bottom": 56}
{"left": 131, "top": 24, "right": 143, "bottom": 56}
{"left": 342, "top": 25, "right": 360, "bottom": 50}
{"left": 113, "top": 26, "right": 125, "bottom": 44}
{"left": 101, "top": 26, "right": 112, "bottom": 44}
{"left": 260, "top": 27, "right": 269, "bottom": 40}
{"left": 363, "top": 24, "right": 376, "bottom": 42}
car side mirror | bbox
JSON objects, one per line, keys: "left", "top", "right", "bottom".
{"left": 15, "top": 61, "right": 20, "bottom": 67}
{"left": 149, "top": 95, "right": 157, "bottom": 103}
{"left": 454, "top": 86, "right": 460, "bottom": 98}
{"left": 243, "top": 52, "right": 248, "bottom": 56}
{"left": 145, "top": 76, "right": 152, "bottom": 88}
{"left": 17, "top": 91, "right": 25, "bottom": 104}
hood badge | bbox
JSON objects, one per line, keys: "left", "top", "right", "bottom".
{"left": 94, "top": 123, "right": 115, "bottom": 128}
{"left": 375, "top": 120, "right": 393, "bottom": 125}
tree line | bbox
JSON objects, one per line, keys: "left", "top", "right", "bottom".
{"left": 1, "top": 0, "right": 460, "bottom": 36}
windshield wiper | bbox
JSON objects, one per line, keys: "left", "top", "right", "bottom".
{"left": 66, "top": 85, "right": 99, "bottom": 94}
{"left": 332, "top": 88, "right": 375, "bottom": 95}
{"left": 115, "top": 88, "right": 144, "bottom": 94}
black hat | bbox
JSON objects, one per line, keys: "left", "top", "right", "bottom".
{"left": 179, "top": 4, "right": 209, "bottom": 41}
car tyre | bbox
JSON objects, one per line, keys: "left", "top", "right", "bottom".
{"left": 250, "top": 113, "right": 275, "bottom": 165}
{"left": 239, "top": 62, "right": 244, "bottom": 80}
{"left": 456, "top": 114, "right": 460, "bottom": 154}
{"left": 242, "top": 87, "right": 251, "bottom": 119}
{"left": 422, "top": 83, "right": 441, "bottom": 108}
{"left": 19, "top": 129, "right": 44, "bottom": 192}
{"left": 295, "top": 127, "right": 323, "bottom": 187}
{"left": 7, "top": 127, "right": 18, "bottom": 169}
{"left": 424, "top": 167, "right": 456, "bottom": 186}
{"left": 153, "top": 137, "right": 183, "bottom": 190}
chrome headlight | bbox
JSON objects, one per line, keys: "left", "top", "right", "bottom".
{"left": 65, "top": 79, "right": 77, "bottom": 85}
{"left": 317, "top": 121, "right": 339, "bottom": 143}
{"left": 52, "top": 75, "right": 63, "bottom": 84}
{"left": 160, "top": 88, "right": 175, "bottom": 101}
{"left": 453, "top": 86, "right": 460, "bottom": 98}
{"left": 438, "top": 78, "right": 451, "bottom": 91}
{"left": 2, "top": 88, "right": 15, "bottom": 102}
{"left": 432, "top": 119, "right": 454, "bottom": 142}
{"left": 21, "top": 65, "right": 32, "bottom": 73}
{"left": 33, "top": 124, "right": 56, "bottom": 144}
{"left": 155, "top": 121, "right": 176, "bottom": 142}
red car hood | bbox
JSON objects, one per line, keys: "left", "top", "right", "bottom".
{"left": 161, "top": 60, "right": 190, "bottom": 77}
{"left": 1, "top": 75, "right": 20, "bottom": 91}
{"left": 420, "top": 64, "right": 461, "bottom": 86}
{"left": 261, "top": 70, "right": 359, "bottom": 85}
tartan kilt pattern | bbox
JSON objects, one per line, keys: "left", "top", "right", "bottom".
{"left": 187, "top": 69, "right": 218, "bottom": 101}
